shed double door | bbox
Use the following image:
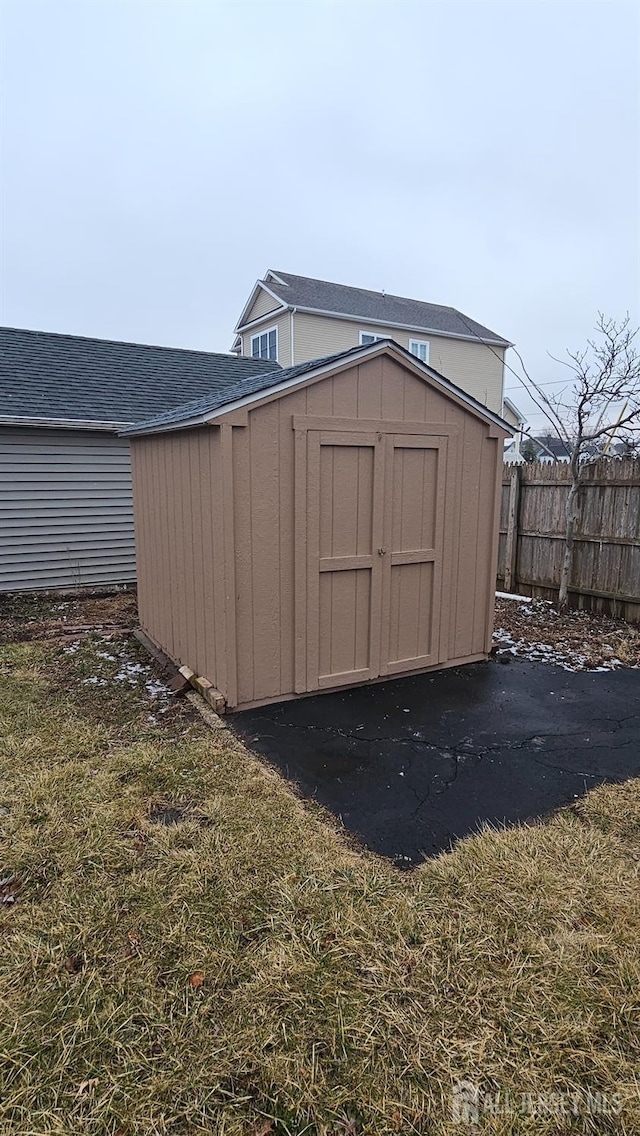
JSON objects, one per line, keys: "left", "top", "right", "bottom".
{"left": 298, "top": 426, "right": 448, "bottom": 692}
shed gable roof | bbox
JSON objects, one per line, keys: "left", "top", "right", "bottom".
{"left": 123, "top": 340, "right": 512, "bottom": 437}
{"left": 236, "top": 270, "right": 510, "bottom": 346}
{"left": 0, "top": 327, "right": 280, "bottom": 428}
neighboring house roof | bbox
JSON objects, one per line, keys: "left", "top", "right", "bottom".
{"left": 534, "top": 435, "right": 572, "bottom": 459}
{"left": 123, "top": 339, "right": 512, "bottom": 437}
{"left": 236, "top": 269, "right": 511, "bottom": 346}
{"left": 0, "top": 327, "right": 280, "bottom": 429}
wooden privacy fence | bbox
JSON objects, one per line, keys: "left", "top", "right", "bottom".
{"left": 497, "top": 458, "right": 640, "bottom": 623}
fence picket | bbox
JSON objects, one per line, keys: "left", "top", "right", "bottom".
{"left": 497, "top": 458, "right": 640, "bottom": 622}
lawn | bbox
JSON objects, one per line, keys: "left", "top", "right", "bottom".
{"left": 1, "top": 595, "right": 639, "bottom": 1135}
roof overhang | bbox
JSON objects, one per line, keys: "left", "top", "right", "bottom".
{"left": 0, "top": 414, "right": 131, "bottom": 431}
{"left": 126, "top": 340, "right": 513, "bottom": 438}
{"left": 234, "top": 279, "right": 289, "bottom": 332}
{"left": 237, "top": 300, "right": 511, "bottom": 347}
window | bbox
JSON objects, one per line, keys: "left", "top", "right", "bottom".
{"left": 251, "top": 326, "right": 278, "bottom": 361}
{"left": 359, "top": 331, "right": 389, "bottom": 345}
{"left": 409, "top": 339, "right": 430, "bottom": 363}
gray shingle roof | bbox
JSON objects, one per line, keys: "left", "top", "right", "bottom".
{"left": 245, "top": 270, "right": 510, "bottom": 345}
{"left": 123, "top": 340, "right": 511, "bottom": 437}
{"left": 0, "top": 327, "right": 280, "bottom": 426}
{"left": 534, "top": 435, "right": 572, "bottom": 459}
{"left": 122, "top": 346, "right": 366, "bottom": 435}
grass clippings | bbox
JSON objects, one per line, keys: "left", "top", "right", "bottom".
{"left": 1, "top": 596, "right": 639, "bottom": 1134}
{"left": 493, "top": 596, "right": 640, "bottom": 671}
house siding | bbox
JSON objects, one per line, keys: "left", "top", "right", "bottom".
{"left": 241, "top": 310, "right": 291, "bottom": 367}
{"left": 291, "top": 312, "right": 505, "bottom": 412}
{"left": 0, "top": 427, "right": 136, "bottom": 591}
{"left": 501, "top": 401, "right": 522, "bottom": 430}
{"left": 243, "top": 286, "right": 284, "bottom": 324}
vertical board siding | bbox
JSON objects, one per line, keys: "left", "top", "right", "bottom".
{"left": 453, "top": 415, "right": 481, "bottom": 659}
{"left": 232, "top": 423, "right": 255, "bottom": 705}
{"left": 0, "top": 427, "right": 136, "bottom": 591}
{"left": 132, "top": 355, "right": 503, "bottom": 709}
{"left": 497, "top": 459, "right": 640, "bottom": 621}
{"left": 132, "top": 428, "right": 226, "bottom": 692}
{"left": 229, "top": 357, "right": 496, "bottom": 706}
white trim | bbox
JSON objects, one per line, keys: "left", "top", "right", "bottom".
{"left": 250, "top": 324, "right": 278, "bottom": 363}
{"left": 408, "top": 338, "right": 430, "bottom": 364}
{"left": 234, "top": 280, "right": 287, "bottom": 332}
{"left": 126, "top": 341, "right": 512, "bottom": 437}
{"left": 0, "top": 414, "right": 130, "bottom": 431}
{"left": 290, "top": 308, "right": 296, "bottom": 366}
{"left": 237, "top": 306, "right": 288, "bottom": 334}
{"left": 359, "top": 330, "right": 390, "bottom": 345}
{"left": 264, "top": 269, "right": 288, "bottom": 286}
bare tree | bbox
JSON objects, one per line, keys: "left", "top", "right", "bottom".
{"left": 512, "top": 315, "right": 640, "bottom": 611}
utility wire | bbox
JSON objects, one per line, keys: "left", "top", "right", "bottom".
{"left": 504, "top": 378, "right": 571, "bottom": 391}
{"left": 450, "top": 311, "right": 574, "bottom": 394}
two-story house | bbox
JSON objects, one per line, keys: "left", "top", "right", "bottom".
{"left": 231, "top": 270, "right": 524, "bottom": 429}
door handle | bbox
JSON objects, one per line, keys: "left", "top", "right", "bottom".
{"left": 377, "top": 548, "right": 387, "bottom": 555}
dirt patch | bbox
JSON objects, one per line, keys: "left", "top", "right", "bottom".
{"left": 0, "top": 589, "right": 138, "bottom": 644}
{"left": 0, "top": 873, "right": 22, "bottom": 907}
{"left": 494, "top": 595, "right": 640, "bottom": 670}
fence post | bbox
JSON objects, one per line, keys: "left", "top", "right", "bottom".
{"left": 504, "top": 465, "right": 521, "bottom": 593}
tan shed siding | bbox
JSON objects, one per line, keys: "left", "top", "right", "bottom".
{"left": 131, "top": 352, "right": 504, "bottom": 710}
{"left": 244, "top": 286, "right": 283, "bottom": 323}
{"left": 292, "top": 312, "right": 505, "bottom": 412}
{"left": 230, "top": 356, "right": 498, "bottom": 707}
{"left": 132, "top": 428, "right": 227, "bottom": 696}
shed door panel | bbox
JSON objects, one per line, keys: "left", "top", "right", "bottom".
{"left": 299, "top": 426, "right": 449, "bottom": 693}
{"left": 308, "top": 432, "right": 384, "bottom": 689}
{"left": 381, "top": 436, "right": 447, "bottom": 674}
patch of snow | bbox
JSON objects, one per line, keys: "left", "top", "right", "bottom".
{"left": 63, "top": 641, "right": 81, "bottom": 654}
{"left": 114, "top": 662, "right": 147, "bottom": 682}
{"left": 107, "top": 653, "right": 172, "bottom": 700}
{"left": 145, "top": 679, "right": 170, "bottom": 699}
{"left": 96, "top": 651, "right": 117, "bottom": 662}
{"left": 492, "top": 627, "right": 628, "bottom": 672}
{"left": 81, "top": 676, "right": 107, "bottom": 686}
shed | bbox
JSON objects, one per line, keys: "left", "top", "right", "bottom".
{"left": 126, "top": 340, "right": 511, "bottom": 711}
{"left": 0, "top": 328, "right": 277, "bottom": 592}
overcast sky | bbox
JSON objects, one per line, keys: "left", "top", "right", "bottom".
{"left": 1, "top": 0, "right": 638, "bottom": 428}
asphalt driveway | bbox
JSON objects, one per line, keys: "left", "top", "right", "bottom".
{"left": 232, "top": 658, "right": 640, "bottom": 866}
